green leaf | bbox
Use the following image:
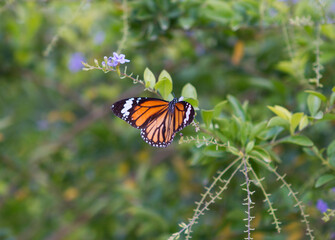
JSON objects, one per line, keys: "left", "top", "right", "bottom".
{"left": 226, "top": 144, "right": 240, "bottom": 156}
{"left": 184, "top": 98, "right": 199, "bottom": 108}
{"left": 276, "top": 56, "right": 307, "bottom": 77}
{"left": 179, "top": 17, "right": 194, "bottom": 30}
{"left": 250, "top": 121, "right": 267, "bottom": 139}
{"left": 239, "top": 121, "right": 251, "bottom": 146}
{"left": 166, "top": 93, "right": 174, "bottom": 101}
{"left": 245, "top": 141, "right": 255, "bottom": 153}
{"left": 305, "top": 90, "right": 327, "bottom": 102}
{"left": 329, "top": 155, "right": 335, "bottom": 167}
{"left": 327, "top": 140, "right": 335, "bottom": 155}
{"left": 267, "top": 116, "right": 290, "bottom": 129}
{"left": 280, "top": 135, "right": 314, "bottom": 147}
{"left": 268, "top": 105, "right": 291, "bottom": 120}
{"left": 315, "top": 174, "right": 335, "bottom": 188}
{"left": 154, "top": 79, "right": 172, "bottom": 100}
{"left": 327, "top": 140, "right": 335, "bottom": 167}
{"left": 213, "top": 100, "right": 228, "bottom": 118}
{"left": 264, "top": 126, "right": 284, "bottom": 140}
{"left": 290, "top": 112, "right": 304, "bottom": 135}
{"left": 201, "top": 110, "right": 214, "bottom": 128}
{"left": 203, "top": 149, "right": 225, "bottom": 157}
{"left": 299, "top": 115, "right": 308, "bottom": 131}
{"left": 320, "top": 113, "right": 335, "bottom": 122}
{"left": 249, "top": 147, "right": 271, "bottom": 163}
{"left": 201, "top": 1, "right": 234, "bottom": 25}
{"left": 303, "top": 147, "right": 316, "bottom": 157}
{"left": 332, "top": 87, "right": 335, "bottom": 92}
{"left": 321, "top": 25, "right": 335, "bottom": 39}
{"left": 276, "top": 61, "right": 294, "bottom": 75}
{"left": 158, "top": 69, "right": 172, "bottom": 82}
{"left": 155, "top": 70, "right": 173, "bottom": 100}
{"left": 330, "top": 92, "right": 335, "bottom": 106}
{"left": 313, "top": 111, "right": 324, "bottom": 120}
{"left": 227, "top": 95, "right": 245, "bottom": 121}
{"left": 307, "top": 94, "right": 321, "bottom": 116}
{"left": 181, "top": 83, "right": 197, "bottom": 100}
{"left": 144, "top": 68, "right": 156, "bottom": 89}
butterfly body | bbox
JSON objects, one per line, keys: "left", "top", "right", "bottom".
{"left": 111, "top": 97, "right": 195, "bottom": 147}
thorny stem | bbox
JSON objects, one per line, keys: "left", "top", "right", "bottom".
{"left": 185, "top": 158, "right": 242, "bottom": 239}
{"left": 169, "top": 158, "right": 242, "bottom": 240}
{"left": 247, "top": 163, "right": 282, "bottom": 233}
{"left": 241, "top": 156, "right": 254, "bottom": 240}
{"left": 179, "top": 135, "right": 226, "bottom": 150}
{"left": 118, "top": 67, "right": 161, "bottom": 97}
{"left": 253, "top": 158, "right": 315, "bottom": 240}
{"left": 84, "top": 64, "right": 162, "bottom": 97}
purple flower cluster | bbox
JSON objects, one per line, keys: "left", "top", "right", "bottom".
{"left": 316, "top": 199, "right": 329, "bottom": 213}
{"left": 102, "top": 52, "right": 130, "bottom": 67}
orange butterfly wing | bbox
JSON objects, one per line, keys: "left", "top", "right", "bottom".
{"left": 111, "top": 97, "right": 169, "bottom": 129}
{"left": 111, "top": 97, "right": 194, "bottom": 147}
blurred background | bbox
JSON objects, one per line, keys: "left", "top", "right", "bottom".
{"left": 0, "top": 0, "right": 334, "bottom": 239}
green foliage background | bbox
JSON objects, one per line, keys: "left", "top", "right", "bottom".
{"left": 0, "top": 0, "right": 335, "bottom": 239}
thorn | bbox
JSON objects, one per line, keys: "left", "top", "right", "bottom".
{"left": 218, "top": 178, "right": 225, "bottom": 183}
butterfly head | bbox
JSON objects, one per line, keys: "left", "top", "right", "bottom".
{"left": 168, "top": 98, "right": 179, "bottom": 112}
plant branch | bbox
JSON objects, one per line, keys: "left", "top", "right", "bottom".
{"left": 169, "top": 157, "right": 243, "bottom": 240}
{"left": 82, "top": 62, "right": 162, "bottom": 98}
{"left": 241, "top": 156, "right": 255, "bottom": 240}
{"left": 253, "top": 158, "right": 315, "bottom": 239}
{"left": 247, "top": 163, "right": 282, "bottom": 233}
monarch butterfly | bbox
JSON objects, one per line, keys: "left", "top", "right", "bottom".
{"left": 111, "top": 97, "right": 195, "bottom": 147}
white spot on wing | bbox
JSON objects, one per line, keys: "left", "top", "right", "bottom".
{"left": 121, "top": 98, "right": 134, "bottom": 117}
{"left": 183, "top": 104, "right": 192, "bottom": 125}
